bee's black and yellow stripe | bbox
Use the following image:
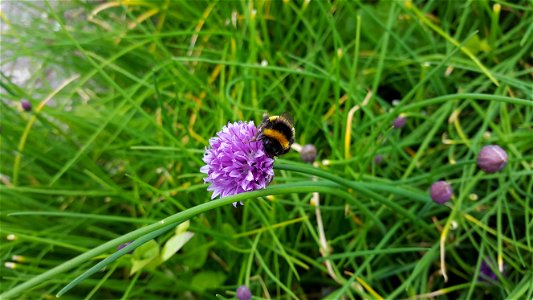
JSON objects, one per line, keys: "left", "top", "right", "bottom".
{"left": 259, "top": 113, "right": 295, "bottom": 156}
{"left": 262, "top": 128, "right": 290, "bottom": 149}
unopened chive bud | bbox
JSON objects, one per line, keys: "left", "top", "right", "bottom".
{"left": 430, "top": 181, "right": 453, "bottom": 204}
{"left": 117, "top": 242, "right": 133, "bottom": 254}
{"left": 300, "top": 144, "right": 317, "bottom": 163}
{"left": 374, "top": 154, "right": 383, "bottom": 165}
{"left": 21, "top": 100, "right": 32, "bottom": 112}
{"left": 479, "top": 258, "right": 504, "bottom": 282}
{"left": 392, "top": 115, "right": 407, "bottom": 129}
{"left": 477, "top": 145, "right": 508, "bottom": 173}
{"left": 236, "top": 285, "right": 252, "bottom": 300}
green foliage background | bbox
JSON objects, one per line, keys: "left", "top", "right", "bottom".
{"left": 1, "top": 0, "right": 532, "bottom": 299}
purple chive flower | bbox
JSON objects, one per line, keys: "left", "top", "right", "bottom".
{"left": 392, "top": 115, "right": 407, "bottom": 129}
{"left": 300, "top": 144, "right": 317, "bottom": 163}
{"left": 374, "top": 154, "right": 383, "bottom": 165}
{"left": 430, "top": 180, "right": 453, "bottom": 204}
{"left": 477, "top": 145, "right": 508, "bottom": 173}
{"left": 236, "top": 285, "right": 252, "bottom": 300}
{"left": 21, "top": 100, "right": 32, "bottom": 112}
{"left": 200, "top": 121, "right": 274, "bottom": 207}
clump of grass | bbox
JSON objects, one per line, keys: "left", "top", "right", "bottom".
{"left": 1, "top": 1, "right": 532, "bottom": 299}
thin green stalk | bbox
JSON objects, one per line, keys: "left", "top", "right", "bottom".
{"left": 275, "top": 162, "right": 432, "bottom": 231}
{"left": 404, "top": 1, "right": 500, "bottom": 86}
{"left": 8, "top": 212, "right": 156, "bottom": 224}
{"left": 1, "top": 182, "right": 351, "bottom": 299}
{"left": 399, "top": 94, "right": 532, "bottom": 111}
{"left": 58, "top": 224, "right": 175, "bottom": 297}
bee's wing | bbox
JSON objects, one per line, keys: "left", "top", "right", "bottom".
{"left": 280, "top": 112, "right": 294, "bottom": 126}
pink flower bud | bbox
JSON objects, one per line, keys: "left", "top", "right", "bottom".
{"left": 430, "top": 181, "right": 453, "bottom": 204}
{"left": 21, "top": 100, "right": 32, "bottom": 112}
{"left": 477, "top": 145, "right": 508, "bottom": 173}
{"left": 236, "top": 285, "right": 251, "bottom": 300}
{"left": 392, "top": 116, "right": 407, "bottom": 129}
{"left": 300, "top": 144, "right": 317, "bottom": 163}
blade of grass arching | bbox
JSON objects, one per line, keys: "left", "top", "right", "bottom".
{"left": 43, "top": 5, "right": 184, "bottom": 185}
{"left": 353, "top": 221, "right": 404, "bottom": 277}
{"left": 440, "top": 166, "right": 480, "bottom": 282}
{"left": 261, "top": 236, "right": 309, "bottom": 271}
{"left": 44, "top": 72, "right": 152, "bottom": 186}
{"left": 233, "top": 216, "right": 308, "bottom": 238}
{"left": 404, "top": 1, "right": 499, "bottom": 86}
{"left": 1, "top": 183, "right": 353, "bottom": 298}
{"left": 57, "top": 73, "right": 186, "bottom": 185}
{"left": 395, "top": 31, "right": 474, "bottom": 104}
{"left": 254, "top": 250, "right": 298, "bottom": 300}
{"left": 121, "top": 271, "right": 141, "bottom": 300}
{"left": 387, "top": 244, "right": 439, "bottom": 299}
{"left": 506, "top": 272, "right": 533, "bottom": 300}
{"left": 319, "top": 247, "right": 431, "bottom": 261}
{"left": 126, "top": 174, "right": 187, "bottom": 211}
{"left": 520, "top": 21, "right": 533, "bottom": 46}
{"left": 401, "top": 101, "right": 452, "bottom": 179}
{"left": 83, "top": 263, "right": 118, "bottom": 300}
{"left": 414, "top": 283, "right": 473, "bottom": 299}
{"left": 497, "top": 177, "right": 505, "bottom": 273}
{"left": 8, "top": 211, "right": 156, "bottom": 224}
{"left": 172, "top": 56, "right": 329, "bottom": 81}
{"left": 60, "top": 39, "right": 152, "bottom": 102}
{"left": 2, "top": 232, "right": 88, "bottom": 253}
{"left": 462, "top": 213, "right": 530, "bottom": 251}
{"left": 280, "top": 1, "right": 318, "bottom": 51}
{"left": 275, "top": 162, "right": 432, "bottom": 231}
{"left": 465, "top": 233, "right": 486, "bottom": 299}
{"left": 57, "top": 223, "right": 175, "bottom": 297}
{"left": 243, "top": 234, "right": 261, "bottom": 287}
{"left": 525, "top": 180, "right": 532, "bottom": 260}
{"left": 249, "top": 200, "right": 300, "bottom": 280}
{"left": 12, "top": 74, "right": 79, "bottom": 186}
{"left": 370, "top": 1, "right": 396, "bottom": 102}
{"left": 289, "top": 180, "right": 386, "bottom": 234}
{"left": 1, "top": 186, "right": 117, "bottom": 196}
{"left": 354, "top": 182, "right": 427, "bottom": 203}
{"left": 353, "top": 93, "right": 530, "bottom": 137}
{"left": 350, "top": 15, "right": 362, "bottom": 91}
{"left": 349, "top": 36, "right": 466, "bottom": 172}
{"left": 314, "top": 0, "right": 346, "bottom": 150}
{"left": 46, "top": 98, "right": 129, "bottom": 186}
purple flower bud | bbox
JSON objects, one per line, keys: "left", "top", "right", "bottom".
{"left": 21, "top": 100, "right": 32, "bottom": 112}
{"left": 477, "top": 145, "right": 508, "bottom": 173}
{"left": 236, "top": 285, "right": 251, "bottom": 300}
{"left": 478, "top": 258, "right": 504, "bottom": 282}
{"left": 300, "top": 144, "right": 317, "bottom": 163}
{"left": 392, "top": 115, "right": 407, "bottom": 129}
{"left": 374, "top": 154, "right": 383, "bottom": 165}
{"left": 117, "top": 242, "right": 133, "bottom": 254}
{"left": 200, "top": 121, "right": 274, "bottom": 206}
{"left": 430, "top": 181, "right": 453, "bottom": 204}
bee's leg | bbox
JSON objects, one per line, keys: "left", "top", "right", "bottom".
{"left": 250, "top": 113, "right": 269, "bottom": 142}
{"left": 250, "top": 131, "right": 262, "bottom": 142}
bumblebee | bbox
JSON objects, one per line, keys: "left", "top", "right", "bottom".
{"left": 252, "top": 112, "right": 295, "bottom": 157}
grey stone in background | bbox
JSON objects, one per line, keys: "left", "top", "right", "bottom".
{"left": 1, "top": 1, "right": 62, "bottom": 93}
